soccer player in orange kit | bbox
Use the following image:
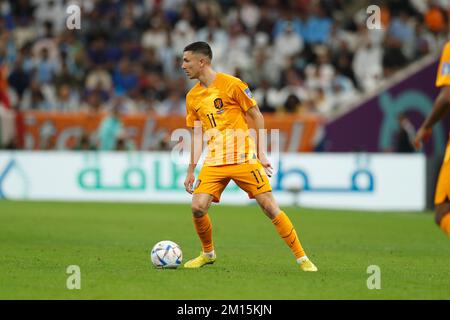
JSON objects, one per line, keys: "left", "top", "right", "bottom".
{"left": 415, "top": 41, "right": 450, "bottom": 237}
{"left": 181, "top": 41, "right": 317, "bottom": 271}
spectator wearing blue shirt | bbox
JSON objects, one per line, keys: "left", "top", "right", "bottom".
{"left": 272, "top": 9, "right": 304, "bottom": 40}
{"left": 87, "top": 37, "right": 109, "bottom": 69}
{"left": 388, "top": 10, "right": 415, "bottom": 59}
{"left": 34, "top": 47, "right": 59, "bottom": 84}
{"left": 302, "top": 4, "right": 332, "bottom": 44}
{"left": 8, "top": 56, "right": 30, "bottom": 99}
{"left": 112, "top": 58, "right": 138, "bottom": 96}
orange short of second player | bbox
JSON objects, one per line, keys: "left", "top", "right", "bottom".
{"left": 193, "top": 160, "right": 272, "bottom": 202}
{"left": 435, "top": 137, "right": 450, "bottom": 205}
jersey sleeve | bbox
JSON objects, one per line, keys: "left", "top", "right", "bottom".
{"left": 185, "top": 95, "right": 198, "bottom": 128}
{"left": 231, "top": 79, "right": 257, "bottom": 112}
{"left": 436, "top": 42, "right": 450, "bottom": 87}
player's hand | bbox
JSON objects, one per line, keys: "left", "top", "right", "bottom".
{"left": 259, "top": 153, "right": 273, "bottom": 177}
{"left": 184, "top": 173, "right": 195, "bottom": 194}
{"left": 414, "top": 126, "right": 432, "bottom": 150}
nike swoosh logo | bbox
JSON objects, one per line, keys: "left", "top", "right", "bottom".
{"left": 257, "top": 184, "right": 266, "bottom": 190}
{"left": 290, "top": 236, "right": 297, "bottom": 245}
{"left": 195, "top": 107, "right": 201, "bottom": 112}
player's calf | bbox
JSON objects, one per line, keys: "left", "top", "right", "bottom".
{"left": 190, "top": 193, "right": 216, "bottom": 256}
{"left": 255, "top": 192, "right": 281, "bottom": 219}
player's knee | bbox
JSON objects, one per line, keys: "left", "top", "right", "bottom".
{"left": 191, "top": 203, "right": 208, "bottom": 217}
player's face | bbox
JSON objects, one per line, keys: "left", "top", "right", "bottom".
{"left": 182, "top": 51, "right": 204, "bottom": 79}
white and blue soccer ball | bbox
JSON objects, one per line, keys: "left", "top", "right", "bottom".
{"left": 150, "top": 240, "right": 183, "bottom": 268}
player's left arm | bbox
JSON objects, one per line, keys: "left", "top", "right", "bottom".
{"left": 231, "top": 79, "right": 273, "bottom": 176}
{"left": 416, "top": 42, "right": 450, "bottom": 149}
{"left": 415, "top": 86, "right": 450, "bottom": 149}
{"left": 247, "top": 105, "right": 273, "bottom": 177}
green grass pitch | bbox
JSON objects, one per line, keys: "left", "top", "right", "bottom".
{"left": 0, "top": 200, "right": 449, "bottom": 299}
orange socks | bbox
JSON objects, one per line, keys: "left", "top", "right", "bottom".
{"left": 440, "top": 213, "right": 450, "bottom": 236}
{"left": 272, "top": 211, "right": 305, "bottom": 259}
{"left": 193, "top": 213, "right": 214, "bottom": 253}
{"left": 193, "top": 212, "right": 307, "bottom": 259}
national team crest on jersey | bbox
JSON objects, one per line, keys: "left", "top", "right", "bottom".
{"left": 442, "top": 62, "right": 450, "bottom": 76}
{"left": 244, "top": 88, "right": 254, "bottom": 99}
{"left": 214, "top": 98, "right": 223, "bottom": 110}
{"left": 214, "top": 98, "right": 225, "bottom": 114}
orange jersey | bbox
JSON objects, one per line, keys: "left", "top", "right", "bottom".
{"left": 436, "top": 41, "right": 450, "bottom": 87}
{"left": 186, "top": 72, "right": 258, "bottom": 166}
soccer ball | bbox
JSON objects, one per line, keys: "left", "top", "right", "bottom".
{"left": 150, "top": 240, "right": 183, "bottom": 268}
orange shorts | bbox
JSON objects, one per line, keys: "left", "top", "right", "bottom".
{"left": 194, "top": 161, "right": 272, "bottom": 203}
{"left": 435, "top": 139, "right": 450, "bottom": 205}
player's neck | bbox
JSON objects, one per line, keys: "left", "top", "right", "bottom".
{"left": 198, "top": 68, "right": 217, "bottom": 88}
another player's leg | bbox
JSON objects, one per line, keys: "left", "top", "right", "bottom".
{"left": 184, "top": 193, "right": 217, "bottom": 268}
{"left": 435, "top": 202, "right": 450, "bottom": 236}
{"left": 433, "top": 145, "right": 450, "bottom": 236}
{"left": 255, "top": 192, "right": 318, "bottom": 272}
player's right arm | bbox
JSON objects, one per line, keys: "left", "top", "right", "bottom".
{"left": 184, "top": 95, "right": 202, "bottom": 194}
{"left": 185, "top": 125, "right": 203, "bottom": 194}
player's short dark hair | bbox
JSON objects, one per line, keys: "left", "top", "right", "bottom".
{"left": 184, "top": 42, "right": 213, "bottom": 60}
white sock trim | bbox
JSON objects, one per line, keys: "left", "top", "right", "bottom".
{"left": 203, "top": 250, "right": 215, "bottom": 258}
{"left": 297, "top": 256, "right": 308, "bottom": 264}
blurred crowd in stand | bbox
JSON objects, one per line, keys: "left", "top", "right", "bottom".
{"left": 0, "top": 0, "right": 449, "bottom": 150}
